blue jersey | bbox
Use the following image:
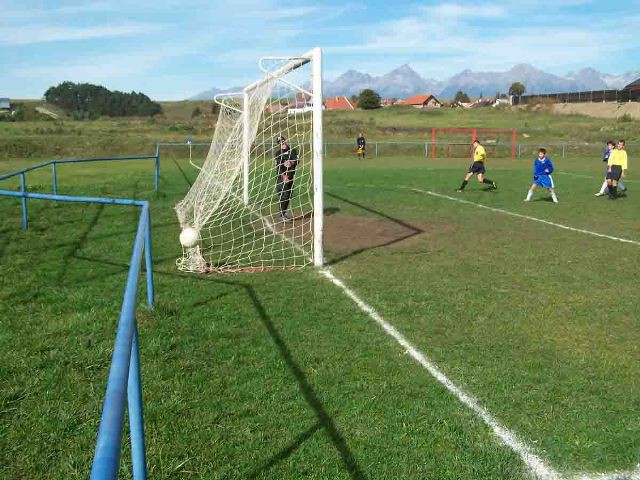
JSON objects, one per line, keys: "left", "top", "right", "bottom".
{"left": 603, "top": 148, "right": 613, "bottom": 163}
{"left": 533, "top": 157, "right": 554, "bottom": 177}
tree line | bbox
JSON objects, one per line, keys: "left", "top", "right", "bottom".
{"left": 44, "top": 81, "right": 162, "bottom": 119}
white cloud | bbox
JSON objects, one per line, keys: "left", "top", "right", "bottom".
{"left": 422, "top": 3, "right": 506, "bottom": 18}
{"left": 0, "top": 22, "right": 163, "bottom": 46}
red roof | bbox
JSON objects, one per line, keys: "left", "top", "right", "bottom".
{"left": 324, "top": 96, "right": 355, "bottom": 110}
{"left": 404, "top": 94, "right": 438, "bottom": 105}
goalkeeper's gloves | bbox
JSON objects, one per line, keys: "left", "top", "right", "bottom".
{"left": 533, "top": 175, "right": 538, "bottom": 180}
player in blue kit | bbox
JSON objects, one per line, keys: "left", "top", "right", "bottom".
{"left": 523, "top": 148, "right": 558, "bottom": 204}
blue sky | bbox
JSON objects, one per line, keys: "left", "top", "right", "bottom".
{"left": 1, "top": 0, "right": 639, "bottom": 100}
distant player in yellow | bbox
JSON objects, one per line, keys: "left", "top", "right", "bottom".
{"left": 606, "top": 139, "right": 628, "bottom": 200}
{"left": 356, "top": 133, "right": 366, "bottom": 159}
{"left": 457, "top": 139, "right": 497, "bottom": 191}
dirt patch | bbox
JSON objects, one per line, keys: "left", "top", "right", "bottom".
{"left": 324, "top": 214, "right": 454, "bottom": 251}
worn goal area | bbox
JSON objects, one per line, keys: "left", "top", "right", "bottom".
{"left": 431, "top": 128, "right": 517, "bottom": 159}
{"left": 175, "top": 48, "right": 323, "bottom": 273}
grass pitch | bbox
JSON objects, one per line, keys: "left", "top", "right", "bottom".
{"left": 1, "top": 108, "right": 639, "bottom": 479}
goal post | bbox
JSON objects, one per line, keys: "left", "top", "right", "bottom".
{"left": 431, "top": 128, "right": 517, "bottom": 159}
{"left": 175, "top": 48, "right": 323, "bottom": 273}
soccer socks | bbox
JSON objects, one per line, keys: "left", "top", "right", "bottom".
{"left": 608, "top": 185, "right": 617, "bottom": 199}
{"left": 598, "top": 181, "right": 608, "bottom": 195}
{"left": 459, "top": 180, "right": 468, "bottom": 190}
{"left": 525, "top": 189, "right": 534, "bottom": 201}
{"left": 551, "top": 192, "right": 558, "bottom": 203}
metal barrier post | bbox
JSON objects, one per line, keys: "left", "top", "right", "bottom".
{"left": 144, "top": 206, "right": 154, "bottom": 308}
{"left": 154, "top": 145, "right": 160, "bottom": 192}
{"left": 375, "top": 143, "right": 378, "bottom": 158}
{"left": 128, "top": 323, "right": 148, "bottom": 480}
{"left": 20, "top": 173, "right": 28, "bottom": 230}
{"left": 52, "top": 162, "right": 58, "bottom": 195}
{"left": 562, "top": 144, "right": 566, "bottom": 158}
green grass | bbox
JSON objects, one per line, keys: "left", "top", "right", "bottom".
{"left": 2, "top": 104, "right": 639, "bottom": 161}
{"left": 1, "top": 109, "right": 639, "bottom": 479}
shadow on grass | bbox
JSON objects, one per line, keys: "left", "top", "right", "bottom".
{"left": 325, "top": 191, "right": 423, "bottom": 267}
{"left": 172, "top": 160, "right": 194, "bottom": 188}
{"left": 62, "top": 258, "right": 368, "bottom": 479}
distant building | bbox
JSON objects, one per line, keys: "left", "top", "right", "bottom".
{"left": 380, "top": 98, "right": 400, "bottom": 107}
{"left": 403, "top": 94, "right": 442, "bottom": 108}
{"left": 624, "top": 78, "right": 640, "bottom": 97}
{"left": 287, "top": 92, "right": 313, "bottom": 114}
{"left": 324, "top": 96, "right": 355, "bottom": 110}
{"left": 0, "top": 98, "right": 11, "bottom": 112}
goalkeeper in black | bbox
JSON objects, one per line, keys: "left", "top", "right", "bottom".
{"left": 274, "top": 136, "right": 299, "bottom": 220}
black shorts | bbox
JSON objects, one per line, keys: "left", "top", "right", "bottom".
{"left": 606, "top": 165, "right": 622, "bottom": 181}
{"left": 468, "top": 161, "right": 486, "bottom": 174}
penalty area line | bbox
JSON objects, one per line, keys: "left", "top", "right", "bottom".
{"left": 407, "top": 187, "right": 640, "bottom": 247}
{"left": 319, "top": 267, "right": 562, "bottom": 480}
{"left": 319, "top": 268, "right": 640, "bottom": 480}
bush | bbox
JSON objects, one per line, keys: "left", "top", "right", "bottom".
{"left": 357, "top": 89, "right": 381, "bottom": 109}
{"left": 618, "top": 113, "right": 633, "bottom": 123}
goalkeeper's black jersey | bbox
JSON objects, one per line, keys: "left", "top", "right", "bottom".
{"left": 275, "top": 147, "right": 299, "bottom": 177}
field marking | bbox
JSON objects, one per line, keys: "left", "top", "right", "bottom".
{"left": 556, "top": 171, "right": 638, "bottom": 183}
{"left": 406, "top": 187, "right": 640, "bottom": 247}
{"left": 319, "top": 267, "right": 562, "bottom": 480}
{"left": 320, "top": 268, "right": 640, "bottom": 480}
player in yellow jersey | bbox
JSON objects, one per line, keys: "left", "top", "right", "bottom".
{"left": 606, "top": 139, "right": 628, "bottom": 200}
{"left": 457, "top": 139, "right": 497, "bottom": 191}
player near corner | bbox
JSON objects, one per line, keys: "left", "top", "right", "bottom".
{"left": 605, "top": 139, "right": 628, "bottom": 200}
{"left": 274, "top": 135, "right": 299, "bottom": 220}
{"left": 595, "top": 140, "right": 627, "bottom": 197}
{"left": 523, "top": 148, "right": 558, "bottom": 204}
{"left": 356, "top": 132, "right": 366, "bottom": 159}
{"left": 457, "top": 139, "right": 497, "bottom": 191}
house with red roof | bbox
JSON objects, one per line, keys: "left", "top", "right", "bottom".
{"left": 403, "top": 94, "right": 442, "bottom": 109}
{"left": 324, "top": 96, "right": 355, "bottom": 110}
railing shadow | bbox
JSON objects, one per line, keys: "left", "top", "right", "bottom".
{"left": 67, "top": 259, "right": 368, "bottom": 479}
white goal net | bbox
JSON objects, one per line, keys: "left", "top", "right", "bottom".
{"left": 175, "top": 48, "right": 323, "bottom": 273}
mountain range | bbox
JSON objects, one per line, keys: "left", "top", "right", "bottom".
{"left": 191, "top": 64, "right": 640, "bottom": 100}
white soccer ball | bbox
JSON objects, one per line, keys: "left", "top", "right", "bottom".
{"left": 179, "top": 227, "right": 200, "bottom": 248}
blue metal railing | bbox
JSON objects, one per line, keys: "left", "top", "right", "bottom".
{"left": 0, "top": 154, "right": 158, "bottom": 480}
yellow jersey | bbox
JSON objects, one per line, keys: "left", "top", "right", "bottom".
{"left": 474, "top": 145, "right": 486, "bottom": 162}
{"left": 608, "top": 149, "right": 628, "bottom": 170}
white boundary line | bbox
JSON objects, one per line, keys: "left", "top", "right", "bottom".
{"left": 406, "top": 187, "right": 640, "bottom": 247}
{"left": 319, "top": 268, "right": 562, "bottom": 480}
{"left": 320, "top": 267, "right": 640, "bottom": 480}
{"left": 321, "top": 185, "right": 639, "bottom": 479}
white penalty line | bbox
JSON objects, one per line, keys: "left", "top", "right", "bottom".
{"left": 406, "top": 187, "right": 640, "bottom": 247}
{"left": 319, "top": 267, "right": 561, "bottom": 480}
{"left": 320, "top": 267, "right": 640, "bottom": 480}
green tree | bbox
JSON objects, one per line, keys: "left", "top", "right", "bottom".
{"left": 44, "top": 82, "right": 162, "bottom": 118}
{"left": 357, "top": 89, "right": 381, "bottom": 109}
{"left": 509, "top": 82, "right": 526, "bottom": 96}
{"left": 454, "top": 91, "right": 470, "bottom": 103}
